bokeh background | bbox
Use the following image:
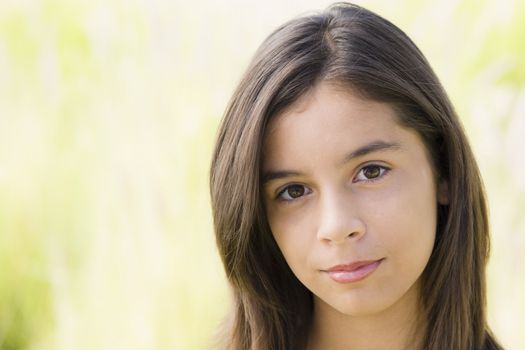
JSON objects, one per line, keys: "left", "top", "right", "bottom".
{"left": 0, "top": 0, "right": 524, "bottom": 349}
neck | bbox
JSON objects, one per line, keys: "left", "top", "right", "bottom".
{"left": 307, "top": 282, "right": 426, "bottom": 350}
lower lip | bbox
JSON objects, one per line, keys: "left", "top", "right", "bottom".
{"left": 325, "top": 260, "right": 383, "bottom": 283}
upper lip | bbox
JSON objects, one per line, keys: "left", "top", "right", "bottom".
{"left": 324, "top": 259, "right": 382, "bottom": 272}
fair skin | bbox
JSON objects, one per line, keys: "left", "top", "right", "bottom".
{"left": 261, "top": 82, "right": 448, "bottom": 350}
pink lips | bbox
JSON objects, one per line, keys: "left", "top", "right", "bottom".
{"left": 324, "top": 259, "right": 383, "bottom": 283}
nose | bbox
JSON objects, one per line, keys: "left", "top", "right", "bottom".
{"left": 316, "top": 189, "right": 366, "bottom": 244}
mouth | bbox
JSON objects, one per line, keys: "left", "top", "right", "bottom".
{"left": 323, "top": 258, "right": 384, "bottom": 283}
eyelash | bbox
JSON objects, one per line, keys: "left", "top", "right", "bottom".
{"left": 275, "top": 164, "right": 391, "bottom": 202}
{"left": 353, "top": 164, "right": 390, "bottom": 183}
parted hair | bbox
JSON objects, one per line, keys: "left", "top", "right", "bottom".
{"left": 210, "top": 2, "right": 503, "bottom": 349}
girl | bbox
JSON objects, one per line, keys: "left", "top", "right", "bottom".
{"left": 209, "top": 2, "right": 503, "bottom": 349}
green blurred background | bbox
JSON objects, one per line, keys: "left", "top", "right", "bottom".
{"left": 0, "top": 0, "right": 523, "bottom": 349}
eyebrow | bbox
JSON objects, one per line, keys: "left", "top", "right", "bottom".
{"left": 339, "top": 140, "right": 401, "bottom": 166}
{"left": 261, "top": 140, "right": 402, "bottom": 186}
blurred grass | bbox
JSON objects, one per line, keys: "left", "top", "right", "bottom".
{"left": 0, "top": 0, "right": 523, "bottom": 349}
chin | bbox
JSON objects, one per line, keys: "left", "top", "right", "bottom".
{"left": 317, "top": 278, "right": 422, "bottom": 318}
{"left": 331, "top": 295, "right": 396, "bottom": 317}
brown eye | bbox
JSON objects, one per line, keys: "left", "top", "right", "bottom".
{"left": 363, "top": 165, "right": 381, "bottom": 179}
{"left": 353, "top": 164, "right": 390, "bottom": 183}
{"left": 278, "top": 184, "right": 311, "bottom": 201}
{"left": 287, "top": 185, "right": 305, "bottom": 198}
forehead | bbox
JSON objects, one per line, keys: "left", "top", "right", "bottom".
{"left": 262, "top": 83, "right": 405, "bottom": 159}
{"left": 267, "top": 83, "right": 401, "bottom": 130}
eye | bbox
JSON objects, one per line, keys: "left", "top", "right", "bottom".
{"left": 353, "top": 164, "right": 390, "bottom": 183}
{"left": 277, "top": 184, "right": 312, "bottom": 202}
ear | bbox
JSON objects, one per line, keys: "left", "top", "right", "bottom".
{"left": 437, "top": 180, "right": 449, "bottom": 205}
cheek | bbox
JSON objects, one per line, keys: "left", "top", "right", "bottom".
{"left": 366, "top": 171, "right": 437, "bottom": 270}
{"left": 268, "top": 208, "right": 317, "bottom": 277}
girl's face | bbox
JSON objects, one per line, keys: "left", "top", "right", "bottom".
{"left": 261, "top": 82, "right": 446, "bottom": 317}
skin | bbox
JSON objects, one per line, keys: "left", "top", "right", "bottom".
{"left": 261, "top": 82, "right": 448, "bottom": 350}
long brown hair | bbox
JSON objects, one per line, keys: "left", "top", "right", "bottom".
{"left": 210, "top": 3, "right": 503, "bottom": 349}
